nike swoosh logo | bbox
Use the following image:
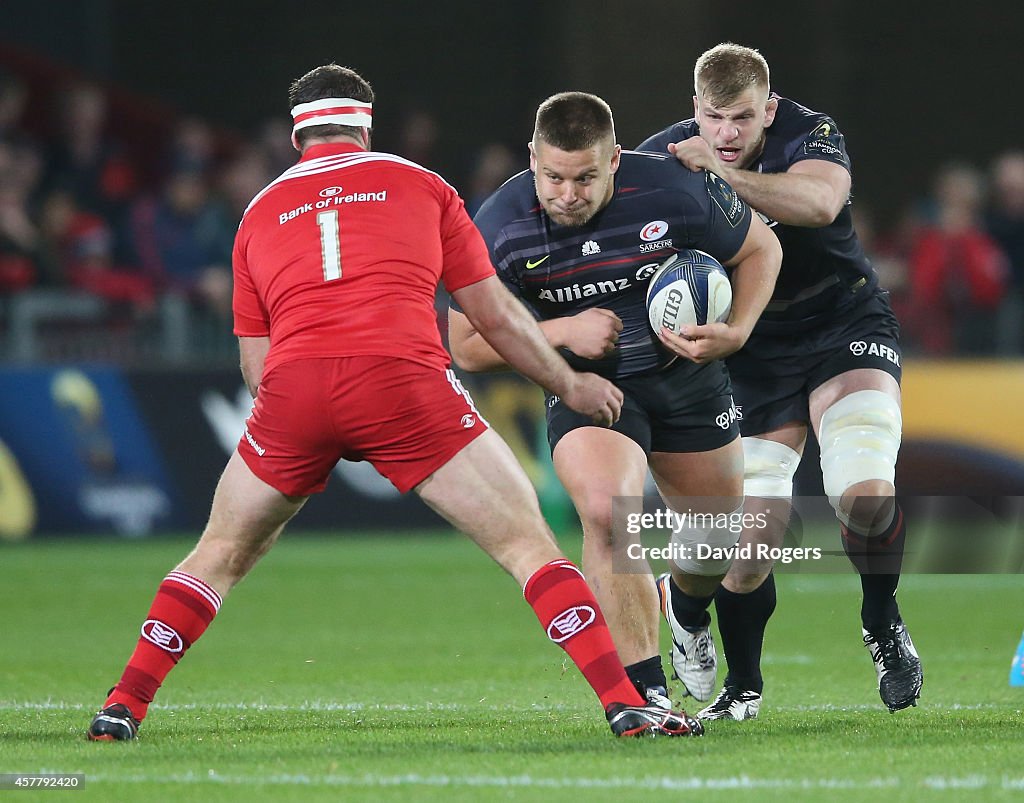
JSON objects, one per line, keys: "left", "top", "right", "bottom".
{"left": 525, "top": 255, "right": 550, "bottom": 270}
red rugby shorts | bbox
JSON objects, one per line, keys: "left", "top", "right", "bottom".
{"left": 237, "top": 357, "right": 488, "bottom": 495}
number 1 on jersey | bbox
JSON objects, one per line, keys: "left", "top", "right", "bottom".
{"left": 317, "top": 210, "right": 342, "bottom": 281}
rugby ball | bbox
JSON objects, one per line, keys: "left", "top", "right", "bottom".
{"left": 646, "top": 249, "right": 732, "bottom": 335}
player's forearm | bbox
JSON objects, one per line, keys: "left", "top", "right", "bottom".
{"left": 450, "top": 330, "right": 508, "bottom": 372}
{"left": 451, "top": 316, "right": 570, "bottom": 373}
{"left": 720, "top": 168, "right": 841, "bottom": 228}
{"left": 452, "top": 280, "right": 576, "bottom": 395}
{"left": 727, "top": 243, "right": 782, "bottom": 339}
{"left": 475, "top": 313, "right": 576, "bottom": 397}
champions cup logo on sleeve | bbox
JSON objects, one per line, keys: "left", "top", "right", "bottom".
{"left": 547, "top": 605, "right": 596, "bottom": 642}
{"left": 706, "top": 171, "right": 744, "bottom": 227}
{"left": 805, "top": 119, "right": 844, "bottom": 158}
{"left": 290, "top": 97, "right": 373, "bottom": 148}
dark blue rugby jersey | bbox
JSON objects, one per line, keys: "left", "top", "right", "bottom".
{"left": 639, "top": 95, "right": 878, "bottom": 334}
{"left": 459, "top": 151, "right": 752, "bottom": 379}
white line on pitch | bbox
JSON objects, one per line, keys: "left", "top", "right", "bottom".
{"left": 2, "top": 700, "right": 1018, "bottom": 713}
{"left": 80, "top": 771, "right": 1024, "bottom": 791}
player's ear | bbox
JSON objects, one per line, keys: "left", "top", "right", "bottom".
{"left": 692, "top": 95, "right": 699, "bottom": 117}
{"left": 528, "top": 141, "right": 537, "bottom": 172}
{"left": 609, "top": 144, "right": 622, "bottom": 174}
{"left": 764, "top": 96, "right": 779, "bottom": 128}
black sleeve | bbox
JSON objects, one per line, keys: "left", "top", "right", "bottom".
{"left": 790, "top": 117, "right": 852, "bottom": 172}
{"left": 449, "top": 189, "right": 524, "bottom": 313}
{"left": 687, "top": 170, "right": 753, "bottom": 264}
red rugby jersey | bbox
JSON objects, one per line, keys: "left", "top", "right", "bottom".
{"left": 233, "top": 142, "right": 494, "bottom": 376}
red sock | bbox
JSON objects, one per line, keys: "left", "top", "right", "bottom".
{"left": 523, "top": 559, "right": 645, "bottom": 711}
{"left": 105, "top": 571, "right": 222, "bottom": 720}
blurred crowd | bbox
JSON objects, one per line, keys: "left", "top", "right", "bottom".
{"left": 0, "top": 65, "right": 1021, "bottom": 363}
{"left": 858, "top": 155, "right": 1024, "bottom": 356}
{"left": 2, "top": 78, "right": 220, "bottom": 317}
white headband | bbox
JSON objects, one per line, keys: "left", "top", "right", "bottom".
{"left": 290, "top": 97, "right": 373, "bottom": 148}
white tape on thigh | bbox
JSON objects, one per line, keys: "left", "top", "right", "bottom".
{"left": 670, "top": 504, "right": 744, "bottom": 576}
{"left": 742, "top": 437, "right": 801, "bottom": 499}
{"left": 818, "top": 389, "right": 902, "bottom": 500}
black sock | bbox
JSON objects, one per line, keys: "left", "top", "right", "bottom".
{"left": 669, "top": 578, "right": 715, "bottom": 631}
{"left": 841, "top": 502, "right": 906, "bottom": 631}
{"left": 625, "top": 654, "right": 667, "bottom": 695}
{"left": 858, "top": 574, "right": 900, "bottom": 632}
{"left": 714, "top": 573, "right": 776, "bottom": 694}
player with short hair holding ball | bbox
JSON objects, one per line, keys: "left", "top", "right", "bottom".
{"left": 640, "top": 42, "right": 923, "bottom": 718}
{"left": 448, "top": 91, "right": 781, "bottom": 709}
{"left": 86, "top": 65, "right": 705, "bottom": 742}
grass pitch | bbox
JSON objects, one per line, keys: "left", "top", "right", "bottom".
{"left": 1, "top": 531, "right": 1022, "bottom": 801}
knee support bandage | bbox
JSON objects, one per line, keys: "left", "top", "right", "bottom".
{"left": 670, "top": 503, "right": 745, "bottom": 576}
{"left": 742, "top": 437, "right": 801, "bottom": 499}
{"left": 818, "top": 389, "right": 902, "bottom": 534}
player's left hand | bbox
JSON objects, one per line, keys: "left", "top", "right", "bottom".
{"left": 658, "top": 322, "right": 746, "bottom": 365}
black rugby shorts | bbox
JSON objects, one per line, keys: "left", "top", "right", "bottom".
{"left": 545, "top": 358, "right": 740, "bottom": 455}
{"left": 726, "top": 288, "right": 902, "bottom": 437}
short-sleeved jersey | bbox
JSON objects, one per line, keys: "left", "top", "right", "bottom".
{"left": 233, "top": 142, "right": 493, "bottom": 378}
{"left": 639, "top": 95, "right": 878, "bottom": 335}
{"left": 460, "top": 151, "right": 752, "bottom": 379}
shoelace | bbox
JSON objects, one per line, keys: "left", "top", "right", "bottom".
{"left": 864, "top": 631, "right": 905, "bottom": 670}
{"left": 706, "top": 686, "right": 738, "bottom": 712}
{"left": 692, "top": 632, "right": 714, "bottom": 669}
